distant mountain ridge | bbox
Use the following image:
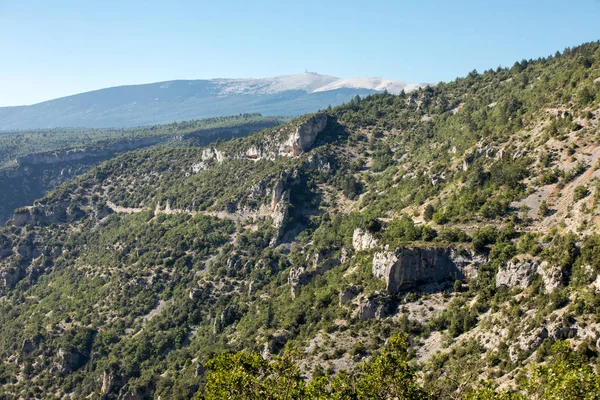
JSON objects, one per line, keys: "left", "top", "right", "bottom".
{"left": 0, "top": 72, "right": 426, "bottom": 129}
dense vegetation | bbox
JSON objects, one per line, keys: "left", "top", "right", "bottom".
{"left": 0, "top": 114, "right": 283, "bottom": 225}
{"left": 0, "top": 41, "right": 599, "bottom": 399}
{"left": 0, "top": 113, "right": 284, "bottom": 168}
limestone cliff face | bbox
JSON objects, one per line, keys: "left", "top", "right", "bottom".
{"left": 10, "top": 202, "right": 86, "bottom": 227}
{"left": 495, "top": 258, "right": 566, "bottom": 293}
{"left": 496, "top": 259, "right": 538, "bottom": 289}
{"left": 352, "top": 228, "right": 378, "bottom": 252}
{"left": 193, "top": 114, "right": 329, "bottom": 167}
{"left": 279, "top": 114, "right": 328, "bottom": 157}
{"left": 372, "top": 247, "right": 485, "bottom": 293}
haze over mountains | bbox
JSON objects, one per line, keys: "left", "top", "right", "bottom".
{"left": 0, "top": 72, "right": 426, "bottom": 129}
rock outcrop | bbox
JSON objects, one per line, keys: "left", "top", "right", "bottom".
{"left": 372, "top": 247, "right": 484, "bottom": 294}
{"left": 353, "top": 293, "right": 394, "bottom": 321}
{"left": 10, "top": 202, "right": 94, "bottom": 227}
{"left": 509, "top": 327, "right": 549, "bottom": 363}
{"left": 537, "top": 261, "right": 565, "bottom": 293}
{"left": 352, "top": 228, "right": 379, "bottom": 252}
{"left": 496, "top": 259, "right": 538, "bottom": 289}
{"left": 0, "top": 266, "right": 26, "bottom": 295}
{"left": 280, "top": 114, "right": 328, "bottom": 157}
{"left": 495, "top": 258, "right": 565, "bottom": 293}
{"left": 194, "top": 114, "right": 329, "bottom": 168}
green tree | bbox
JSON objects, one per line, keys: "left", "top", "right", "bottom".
{"left": 574, "top": 185, "right": 589, "bottom": 202}
{"left": 423, "top": 204, "right": 435, "bottom": 221}
{"left": 539, "top": 200, "right": 550, "bottom": 217}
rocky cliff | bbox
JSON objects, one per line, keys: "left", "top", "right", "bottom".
{"left": 372, "top": 247, "right": 485, "bottom": 293}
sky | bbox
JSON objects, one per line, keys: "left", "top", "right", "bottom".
{"left": 0, "top": 0, "right": 599, "bottom": 106}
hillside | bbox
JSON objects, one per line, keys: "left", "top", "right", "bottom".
{"left": 0, "top": 73, "right": 424, "bottom": 129}
{"left": 0, "top": 42, "right": 599, "bottom": 399}
{"left": 0, "top": 114, "right": 283, "bottom": 225}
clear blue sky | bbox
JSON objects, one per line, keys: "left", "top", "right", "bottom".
{"left": 1, "top": 0, "right": 599, "bottom": 106}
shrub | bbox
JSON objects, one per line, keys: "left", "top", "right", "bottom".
{"left": 573, "top": 185, "right": 589, "bottom": 202}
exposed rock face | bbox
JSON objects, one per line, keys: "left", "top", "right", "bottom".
{"left": 339, "top": 285, "right": 360, "bottom": 306}
{"left": 352, "top": 228, "right": 379, "bottom": 252}
{"left": 270, "top": 201, "right": 290, "bottom": 247}
{"left": 496, "top": 259, "right": 538, "bottom": 289}
{"left": 372, "top": 247, "right": 484, "bottom": 294}
{"left": 10, "top": 202, "right": 96, "bottom": 227}
{"left": 547, "top": 322, "right": 577, "bottom": 341}
{"left": 194, "top": 115, "right": 328, "bottom": 169}
{"left": 537, "top": 261, "right": 565, "bottom": 293}
{"left": 353, "top": 293, "right": 394, "bottom": 321}
{"left": 356, "top": 297, "right": 377, "bottom": 321}
{"left": 54, "top": 348, "right": 85, "bottom": 375}
{"left": 0, "top": 266, "right": 26, "bottom": 294}
{"left": 340, "top": 247, "right": 351, "bottom": 264}
{"left": 495, "top": 258, "right": 565, "bottom": 293}
{"left": 288, "top": 266, "right": 306, "bottom": 300}
{"left": 102, "top": 370, "right": 114, "bottom": 395}
{"left": 509, "top": 327, "right": 549, "bottom": 363}
{"left": 305, "top": 152, "right": 333, "bottom": 171}
{"left": 201, "top": 147, "right": 227, "bottom": 163}
{"left": 280, "top": 114, "right": 328, "bottom": 157}
{"left": 591, "top": 274, "right": 600, "bottom": 293}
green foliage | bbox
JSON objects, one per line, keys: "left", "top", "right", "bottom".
{"left": 0, "top": 114, "right": 284, "bottom": 169}
{"left": 472, "top": 226, "right": 498, "bottom": 251}
{"left": 539, "top": 200, "right": 550, "bottom": 217}
{"left": 383, "top": 215, "right": 437, "bottom": 246}
{"left": 423, "top": 204, "right": 435, "bottom": 221}
{"left": 574, "top": 185, "right": 590, "bottom": 202}
{"left": 199, "top": 334, "right": 430, "bottom": 399}
{"left": 467, "top": 342, "right": 600, "bottom": 399}
{"left": 2, "top": 41, "right": 600, "bottom": 399}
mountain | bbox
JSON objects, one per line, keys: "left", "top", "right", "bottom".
{"left": 0, "top": 42, "right": 599, "bottom": 399}
{"left": 0, "top": 72, "right": 425, "bottom": 129}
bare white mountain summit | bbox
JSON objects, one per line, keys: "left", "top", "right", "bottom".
{"left": 212, "top": 72, "right": 424, "bottom": 95}
{"left": 0, "top": 72, "right": 427, "bottom": 129}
